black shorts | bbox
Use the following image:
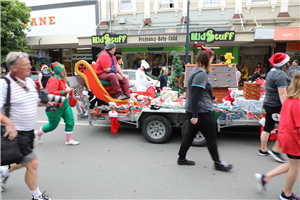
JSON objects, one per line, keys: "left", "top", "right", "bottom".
{"left": 287, "top": 154, "right": 300, "bottom": 159}
{"left": 17, "top": 130, "right": 35, "bottom": 157}
{"left": 263, "top": 105, "right": 281, "bottom": 133}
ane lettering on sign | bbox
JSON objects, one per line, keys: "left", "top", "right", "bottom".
{"left": 282, "top": 33, "right": 293, "bottom": 37}
{"left": 25, "top": 16, "right": 55, "bottom": 26}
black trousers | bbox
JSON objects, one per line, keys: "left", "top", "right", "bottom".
{"left": 178, "top": 112, "right": 220, "bottom": 162}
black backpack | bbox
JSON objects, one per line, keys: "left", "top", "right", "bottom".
{"left": 1, "top": 77, "right": 23, "bottom": 166}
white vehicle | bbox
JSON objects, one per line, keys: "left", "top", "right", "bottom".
{"left": 122, "top": 69, "right": 160, "bottom": 91}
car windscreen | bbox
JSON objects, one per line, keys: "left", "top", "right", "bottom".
{"left": 145, "top": 72, "right": 158, "bottom": 80}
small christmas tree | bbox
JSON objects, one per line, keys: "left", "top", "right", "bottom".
{"left": 169, "top": 51, "right": 185, "bottom": 96}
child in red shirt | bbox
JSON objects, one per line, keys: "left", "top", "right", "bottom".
{"left": 255, "top": 71, "right": 300, "bottom": 199}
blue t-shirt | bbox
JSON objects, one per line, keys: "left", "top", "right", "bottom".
{"left": 158, "top": 74, "right": 168, "bottom": 89}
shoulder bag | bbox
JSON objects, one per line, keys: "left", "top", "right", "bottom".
{"left": 1, "top": 77, "right": 23, "bottom": 166}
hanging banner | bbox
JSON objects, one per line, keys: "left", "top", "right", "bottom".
{"left": 92, "top": 33, "right": 127, "bottom": 45}
{"left": 190, "top": 29, "right": 235, "bottom": 44}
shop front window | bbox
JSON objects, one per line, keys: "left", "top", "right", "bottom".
{"left": 204, "top": 0, "right": 219, "bottom": 4}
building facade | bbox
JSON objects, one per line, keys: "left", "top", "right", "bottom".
{"left": 26, "top": 0, "right": 300, "bottom": 76}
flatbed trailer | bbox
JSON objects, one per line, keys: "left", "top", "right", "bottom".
{"left": 69, "top": 75, "right": 261, "bottom": 147}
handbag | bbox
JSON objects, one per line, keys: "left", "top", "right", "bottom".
{"left": 1, "top": 77, "right": 23, "bottom": 166}
{"left": 69, "top": 90, "right": 77, "bottom": 107}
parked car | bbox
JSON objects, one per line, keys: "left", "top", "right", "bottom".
{"left": 122, "top": 69, "right": 160, "bottom": 92}
{"left": 29, "top": 71, "right": 41, "bottom": 93}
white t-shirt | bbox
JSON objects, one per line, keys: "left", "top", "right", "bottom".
{"left": 1, "top": 74, "right": 39, "bottom": 131}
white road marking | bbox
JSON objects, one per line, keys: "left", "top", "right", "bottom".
{"left": 36, "top": 120, "right": 135, "bottom": 128}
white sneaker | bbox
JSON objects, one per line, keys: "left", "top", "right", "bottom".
{"left": 65, "top": 139, "right": 79, "bottom": 145}
{"left": 1, "top": 166, "right": 9, "bottom": 192}
{"left": 35, "top": 130, "right": 42, "bottom": 143}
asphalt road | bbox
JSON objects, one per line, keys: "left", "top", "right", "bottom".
{"left": 1, "top": 107, "right": 299, "bottom": 200}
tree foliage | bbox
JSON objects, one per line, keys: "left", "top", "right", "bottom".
{"left": 1, "top": 0, "right": 31, "bottom": 63}
{"left": 169, "top": 51, "right": 185, "bottom": 95}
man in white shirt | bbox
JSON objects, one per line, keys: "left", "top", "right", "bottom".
{"left": 0, "top": 52, "right": 53, "bottom": 200}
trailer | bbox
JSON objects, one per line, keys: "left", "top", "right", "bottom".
{"left": 69, "top": 76, "right": 261, "bottom": 147}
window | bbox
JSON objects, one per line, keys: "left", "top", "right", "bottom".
{"left": 120, "top": 0, "right": 132, "bottom": 10}
{"left": 130, "top": 30, "right": 147, "bottom": 34}
{"left": 204, "top": 0, "right": 219, "bottom": 4}
{"left": 148, "top": 29, "right": 166, "bottom": 34}
{"left": 160, "top": 0, "right": 174, "bottom": 8}
{"left": 252, "top": 0, "right": 268, "bottom": 1}
{"left": 115, "top": 31, "right": 129, "bottom": 34}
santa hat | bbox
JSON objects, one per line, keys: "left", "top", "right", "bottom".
{"left": 50, "top": 62, "right": 65, "bottom": 75}
{"left": 41, "top": 64, "right": 48, "bottom": 70}
{"left": 269, "top": 53, "right": 290, "bottom": 68}
{"left": 108, "top": 107, "right": 120, "bottom": 134}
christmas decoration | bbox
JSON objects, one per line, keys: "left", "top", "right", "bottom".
{"left": 222, "top": 89, "right": 237, "bottom": 106}
{"left": 108, "top": 107, "right": 120, "bottom": 134}
{"left": 169, "top": 51, "right": 185, "bottom": 96}
{"left": 243, "top": 82, "right": 261, "bottom": 100}
{"left": 223, "top": 52, "right": 234, "bottom": 67}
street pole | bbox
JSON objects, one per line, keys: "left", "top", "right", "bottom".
{"left": 185, "top": 0, "right": 190, "bottom": 64}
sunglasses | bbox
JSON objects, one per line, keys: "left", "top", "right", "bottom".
{"left": 11, "top": 53, "right": 29, "bottom": 65}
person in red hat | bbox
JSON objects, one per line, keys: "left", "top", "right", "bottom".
{"left": 36, "top": 62, "right": 79, "bottom": 145}
{"left": 258, "top": 53, "right": 290, "bottom": 163}
{"left": 255, "top": 70, "right": 300, "bottom": 199}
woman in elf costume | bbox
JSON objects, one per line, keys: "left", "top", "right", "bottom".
{"left": 36, "top": 62, "right": 79, "bottom": 145}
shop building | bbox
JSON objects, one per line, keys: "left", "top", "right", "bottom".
{"left": 26, "top": 0, "right": 300, "bottom": 76}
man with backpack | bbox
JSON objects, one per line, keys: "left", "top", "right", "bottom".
{"left": 1, "top": 52, "right": 53, "bottom": 200}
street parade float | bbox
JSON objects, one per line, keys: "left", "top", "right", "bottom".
{"left": 70, "top": 53, "right": 272, "bottom": 146}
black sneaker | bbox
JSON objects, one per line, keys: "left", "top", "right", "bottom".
{"left": 279, "top": 190, "right": 300, "bottom": 200}
{"left": 255, "top": 173, "right": 267, "bottom": 192}
{"left": 177, "top": 158, "right": 195, "bottom": 165}
{"left": 215, "top": 161, "right": 232, "bottom": 171}
{"left": 258, "top": 149, "right": 270, "bottom": 156}
{"left": 268, "top": 150, "right": 285, "bottom": 163}
{"left": 32, "top": 191, "right": 51, "bottom": 200}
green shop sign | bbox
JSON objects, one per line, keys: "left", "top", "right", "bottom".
{"left": 92, "top": 33, "right": 127, "bottom": 45}
{"left": 190, "top": 29, "right": 235, "bottom": 44}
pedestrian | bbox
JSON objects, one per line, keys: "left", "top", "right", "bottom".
{"left": 177, "top": 46, "right": 232, "bottom": 171}
{"left": 36, "top": 62, "right": 79, "bottom": 145}
{"left": 136, "top": 60, "right": 150, "bottom": 92}
{"left": 155, "top": 67, "right": 168, "bottom": 90}
{"left": 0, "top": 52, "right": 53, "bottom": 199}
{"left": 38, "top": 64, "right": 51, "bottom": 90}
{"left": 289, "top": 60, "right": 300, "bottom": 79}
{"left": 254, "top": 63, "right": 264, "bottom": 74}
{"left": 95, "top": 42, "right": 130, "bottom": 99}
{"left": 258, "top": 53, "right": 290, "bottom": 163}
{"left": 263, "top": 63, "right": 271, "bottom": 76}
{"left": 236, "top": 65, "right": 241, "bottom": 84}
{"left": 255, "top": 70, "right": 300, "bottom": 200}
{"left": 152, "top": 63, "right": 160, "bottom": 77}
{"left": 1, "top": 63, "right": 8, "bottom": 76}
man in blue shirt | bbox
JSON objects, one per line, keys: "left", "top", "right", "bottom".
{"left": 289, "top": 60, "right": 300, "bottom": 79}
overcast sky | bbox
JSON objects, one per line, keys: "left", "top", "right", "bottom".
{"left": 21, "top": 0, "right": 85, "bottom": 7}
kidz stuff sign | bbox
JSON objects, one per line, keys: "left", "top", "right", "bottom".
{"left": 92, "top": 33, "right": 127, "bottom": 45}
{"left": 190, "top": 29, "right": 235, "bottom": 44}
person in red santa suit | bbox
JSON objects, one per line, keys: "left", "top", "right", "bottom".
{"left": 222, "top": 89, "right": 237, "bottom": 106}
{"left": 36, "top": 62, "right": 79, "bottom": 145}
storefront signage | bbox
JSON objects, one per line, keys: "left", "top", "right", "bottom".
{"left": 138, "top": 36, "right": 177, "bottom": 42}
{"left": 92, "top": 33, "right": 127, "bottom": 45}
{"left": 254, "top": 27, "right": 275, "bottom": 40}
{"left": 274, "top": 27, "right": 300, "bottom": 41}
{"left": 72, "top": 54, "right": 93, "bottom": 60}
{"left": 190, "top": 29, "right": 235, "bottom": 44}
{"left": 147, "top": 47, "right": 164, "bottom": 51}
{"left": 287, "top": 42, "right": 300, "bottom": 51}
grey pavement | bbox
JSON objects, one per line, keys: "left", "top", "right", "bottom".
{"left": 1, "top": 107, "right": 299, "bottom": 200}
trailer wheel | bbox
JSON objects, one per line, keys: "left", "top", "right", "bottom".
{"left": 142, "top": 115, "right": 172, "bottom": 143}
{"left": 181, "top": 120, "right": 206, "bottom": 147}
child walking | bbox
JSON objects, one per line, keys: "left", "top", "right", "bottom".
{"left": 155, "top": 67, "right": 168, "bottom": 90}
{"left": 255, "top": 70, "right": 300, "bottom": 200}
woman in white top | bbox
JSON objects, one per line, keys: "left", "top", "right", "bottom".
{"left": 38, "top": 64, "right": 51, "bottom": 90}
{"left": 136, "top": 60, "right": 150, "bottom": 91}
